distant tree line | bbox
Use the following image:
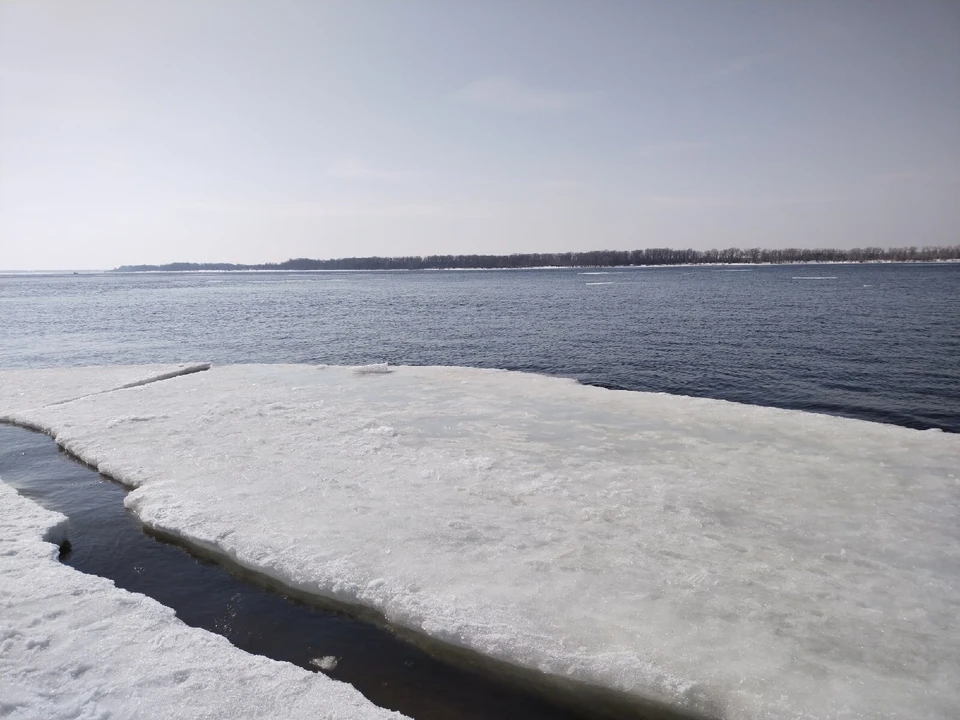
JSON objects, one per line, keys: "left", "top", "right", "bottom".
{"left": 113, "top": 244, "right": 960, "bottom": 272}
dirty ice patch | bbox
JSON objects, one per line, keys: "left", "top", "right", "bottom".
{"left": 0, "top": 480, "right": 405, "bottom": 720}
{"left": 3, "top": 364, "right": 959, "bottom": 720}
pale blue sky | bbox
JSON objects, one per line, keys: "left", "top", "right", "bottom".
{"left": 1, "top": 0, "right": 958, "bottom": 269}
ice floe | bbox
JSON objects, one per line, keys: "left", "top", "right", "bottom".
{"left": 2, "top": 364, "right": 958, "bottom": 719}
{"left": 0, "top": 477, "right": 404, "bottom": 720}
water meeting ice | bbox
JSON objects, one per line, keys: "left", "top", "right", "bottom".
{"left": 1, "top": 364, "right": 958, "bottom": 719}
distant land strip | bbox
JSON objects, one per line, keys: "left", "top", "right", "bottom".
{"left": 113, "top": 244, "right": 960, "bottom": 272}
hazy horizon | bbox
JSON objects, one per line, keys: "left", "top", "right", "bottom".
{"left": 2, "top": 0, "right": 959, "bottom": 271}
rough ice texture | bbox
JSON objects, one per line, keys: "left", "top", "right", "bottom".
{"left": 0, "top": 480, "right": 404, "bottom": 720}
{"left": 3, "top": 364, "right": 959, "bottom": 719}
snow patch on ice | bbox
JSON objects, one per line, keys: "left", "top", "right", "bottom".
{"left": 352, "top": 363, "right": 392, "bottom": 375}
{"left": 366, "top": 425, "right": 398, "bottom": 437}
{"left": 106, "top": 414, "right": 170, "bottom": 429}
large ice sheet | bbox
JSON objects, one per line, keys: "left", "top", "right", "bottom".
{"left": 4, "top": 364, "right": 959, "bottom": 719}
{"left": 0, "top": 480, "right": 404, "bottom": 720}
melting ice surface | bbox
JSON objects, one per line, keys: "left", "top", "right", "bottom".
{"left": 2, "top": 364, "right": 959, "bottom": 719}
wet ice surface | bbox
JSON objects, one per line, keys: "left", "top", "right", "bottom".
{"left": 3, "top": 364, "right": 959, "bottom": 719}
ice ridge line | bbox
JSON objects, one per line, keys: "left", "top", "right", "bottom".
{"left": 45, "top": 363, "right": 212, "bottom": 408}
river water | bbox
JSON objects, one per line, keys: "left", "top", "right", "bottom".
{"left": 2, "top": 263, "right": 958, "bottom": 432}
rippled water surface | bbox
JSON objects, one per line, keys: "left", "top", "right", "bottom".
{"left": 2, "top": 264, "right": 958, "bottom": 431}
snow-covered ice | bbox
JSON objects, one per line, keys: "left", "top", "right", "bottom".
{"left": 0, "top": 472, "right": 404, "bottom": 719}
{"left": 2, "top": 364, "right": 959, "bottom": 719}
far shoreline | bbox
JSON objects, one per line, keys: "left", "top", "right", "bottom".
{"left": 4, "top": 258, "right": 960, "bottom": 275}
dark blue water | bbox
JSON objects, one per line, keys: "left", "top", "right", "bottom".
{"left": 2, "top": 264, "right": 958, "bottom": 432}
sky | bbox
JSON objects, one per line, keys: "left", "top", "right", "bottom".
{"left": 1, "top": 1, "right": 958, "bottom": 270}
